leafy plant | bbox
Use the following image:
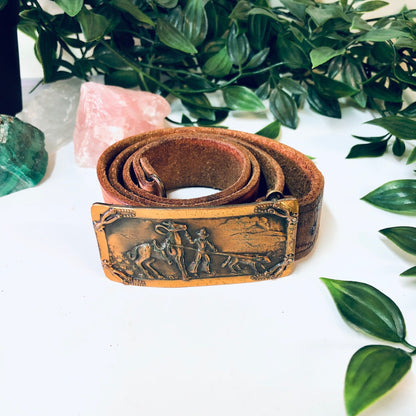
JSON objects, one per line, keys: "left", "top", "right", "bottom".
{"left": 17, "top": 0, "right": 416, "bottom": 131}
{"left": 322, "top": 278, "right": 416, "bottom": 416}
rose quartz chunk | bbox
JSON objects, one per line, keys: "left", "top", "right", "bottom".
{"left": 73, "top": 82, "right": 171, "bottom": 167}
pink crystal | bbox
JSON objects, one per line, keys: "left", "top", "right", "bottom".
{"left": 73, "top": 82, "right": 171, "bottom": 167}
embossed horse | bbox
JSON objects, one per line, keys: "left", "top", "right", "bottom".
{"left": 127, "top": 220, "right": 190, "bottom": 280}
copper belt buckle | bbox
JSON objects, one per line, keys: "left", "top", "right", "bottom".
{"left": 91, "top": 197, "right": 298, "bottom": 287}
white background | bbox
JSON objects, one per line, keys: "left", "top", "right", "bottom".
{"left": 1, "top": 1, "right": 415, "bottom": 416}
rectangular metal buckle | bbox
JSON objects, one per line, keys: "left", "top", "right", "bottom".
{"left": 91, "top": 198, "right": 298, "bottom": 287}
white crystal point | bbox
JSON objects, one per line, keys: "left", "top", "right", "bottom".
{"left": 18, "top": 77, "right": 84, "bottom": 154}
{"left": 73, "top": 82, "right": 171, "bottom": 168}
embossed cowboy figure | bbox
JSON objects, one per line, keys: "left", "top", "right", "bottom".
{"left": 188, "top": 228, "right": 217, "bottom": 275}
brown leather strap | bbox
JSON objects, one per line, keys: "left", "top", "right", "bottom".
{"left": 97, "top": 127, "right": 324, "bottom": 259}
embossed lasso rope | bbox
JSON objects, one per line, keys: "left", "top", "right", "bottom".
{"left": 97, "top": 127, "right": 324, "bottom": 258}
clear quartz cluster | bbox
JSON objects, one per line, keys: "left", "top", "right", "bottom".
{"left": 18, "top": 77, "right": 83, "bottom": 153}
{"left": 73, "top": 82, "right": 171, "bottom": 168}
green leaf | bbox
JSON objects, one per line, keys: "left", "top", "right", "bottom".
{"left": 183, "top": 0, "right": 208, "bottom": 46}
{"left": 371, "top": 42, "right": 394, "bottom": 63}
{"left": 0, "top": 0, "right": 7, "bottom": 11}
{"left": 341, "top": 61, "right": 366, "bottom": 108}
{"left": 406, "top": 147, "right": 416, "bottom": 165}
{"left": 366, "top": 116, "right": 416, "bottom": 140}
{"left": 288, "top": 25, "right": 304, "bottom": 42}
{"left": 386, "top": 100, "right": 405, "bottom": 115}
{"left": 248, "top": 7, "right": 279, "bottom": 21}
{"left": 181, "top": 114, "right": 193, "bottom": 125}
{"left": 156, "top": 18, "right": 197, "bottom": 54}
{"left": 395, "top": 38, "right": 416, "bottom": 50}
{"left": 380, "top": 226, "right": 416, "bottom": 256}
{"left": 321, "top": 278, "right": 407, "bottom": 342}
{"left": 346, "top": 140, "right": 388, "bottom": 158}
{"left": 229, "top": 0, "right": 253, "bottom": 21}
{"left": 327, "top": 56, "right": 343, "bottom": 79}
{"left": 363, "top": 81, "right": 402, "bottom": 103}
{"left": 279, "top": 78, "right": 307, "bottom": 96}
{"left": 245, "top": 47, "right": 269, "bottom": 69}
{"left": 227, "top": 24, "right": 250, "bottom": 66}
{"left": 223, "top": 86, "right": 265, "bottom": 112}
{"left": 306, "top": 4, "right": 345, "bottom": 26}
{"left": 72, "top": 58, "right": 91, "bottom": 78}
{"left": 197, "top": 109, "right": 229, "bottom": 126}
{"left": 313, "top": 73, "right": 359, "bottom": 98}
{"left": 280, "top": 0, "right": 307, "bottom": 20}
{"left": 350, "top": 15, "right": 372, "bottom": 31}
{"left": 345, "top": 345, "right": 411, "bottom": 416}
{"left": 352, "top": 133, "right": 388, "bottom": 143}
{"left": 269, "top": 87, "right": 298, "bottom": 129}
{"left": 279, "top": 77, "right": 308, "bottom": 95}
{"left": 50, "top": 13, "right": 82, "bottom": 36}
{"left": 384, "top": 99, "right": 402, "bottom": 115}
{"left": 248, "top": 13, "right": 272, "bottom": 50}
{"left": 35, "top": 29, "right": 57, "bottom": 83}
{"left": 256, "top": 120, "right": 281, "bottom": 139}
{"left": 166, "top": 4, "right": 183, "bottom": 28}
{"left": 357, "top": 29, "right": 411, "bottom": 42}
{"left": 400, "top": 102, "right": 416, "bottom": 118}
{"left": 392, "top": 137, "right": 405, "bottom": 156}
{"left": 255, "top": 82, "right": 270, "bottom": 101}
{"left": 310, "top": 46, "right": 345, "bottom": 69}
{"left": 307, "top": 86, "right": 341, "bottom": 118}
{"left": 62, "top": 36, "right": 85, "bottom": 49}
{"left": 55, "top": 0, "right": 83, "bottom": 17}
{"left": 401, "top": 266, "right": 416, "bottom": 277}
{"left": 111, "top": 0, "right": 154, "bottom": 26}
{"left": 202, "top": 47, "right": 233, "bottom": 78}
{"left": 276, "top": 37, "right": 309, "bottom": 69}
{"left": 393, "top": 65, "right": 416, "bottom": 87}
{"left": 105, "top": 70, "right": 140, "bottom": 88}
{"left": 77, "top": 7, "right": 110, "bottom": 42}
{"left": 18, "top": 12, "right": 39, "bottom": 40}
{"left": 182, "top": 93, "right": 216, "bottom": 121}
{"left": 93, "top": 43, "right": 127, "bottom": 69}
{"left": 361, "top": 180, "right": 416, "bottom": 214}
{"left": 181, "top": 73, "right": 212, "bottom": 90}
{"left": 355, "top": 1, "right": 388, "bottom": 12}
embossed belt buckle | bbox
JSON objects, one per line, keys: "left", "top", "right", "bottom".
{"left": 91, "top": 198, "right": 298, "bottom": 287}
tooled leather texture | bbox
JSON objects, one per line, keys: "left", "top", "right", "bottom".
{"left": 97, "top": 127, "right": 324, "bottom": 259}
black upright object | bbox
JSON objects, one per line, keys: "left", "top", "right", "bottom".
{"left": 0, "top": 0, "right": 23, "bottom": 116}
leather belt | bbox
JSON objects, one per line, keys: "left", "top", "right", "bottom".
{"left": 92, "top": 127, "right": 324, "bottom": 287}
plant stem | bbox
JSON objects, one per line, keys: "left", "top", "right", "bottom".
{"left": 401, "top": 339, "right": 416, "bottom": 355}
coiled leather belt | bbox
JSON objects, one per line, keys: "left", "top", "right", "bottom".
{"left": 92, "top": 127, "right": 324, "bottom": 287}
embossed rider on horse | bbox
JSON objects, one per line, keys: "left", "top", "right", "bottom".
{"left": 127, "top": 220, "right": 192, "bottom": 280}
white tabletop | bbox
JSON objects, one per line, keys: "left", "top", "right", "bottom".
{"left": 2, "top": 6, "right": 415, "bottom": 415}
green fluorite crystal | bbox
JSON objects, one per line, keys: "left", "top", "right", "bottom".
{"left": 0, "top": 115, "right": 48, "bottom": 196}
